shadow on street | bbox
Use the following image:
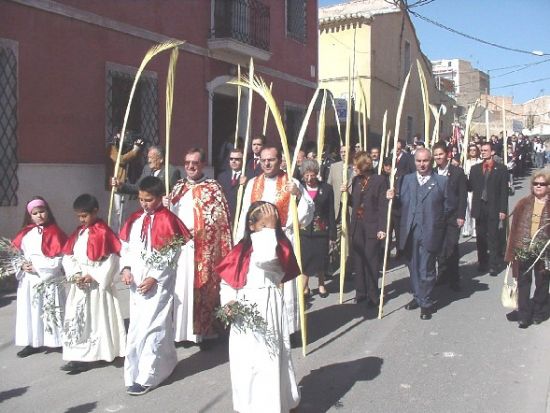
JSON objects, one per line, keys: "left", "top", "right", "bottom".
{"left": 64, "top": 402, "right": 97, "bottom": 413}
{"left": 163, "top": 342, "right": 229, "bottom": 387}
{"left": 299, "top": 356, "right": 383, "bottom": 413}
{"left": 0, "top": 386, "right": 29, "bottom": 403}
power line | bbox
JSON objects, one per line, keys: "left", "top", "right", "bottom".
{"left": 409, "top": 9, "right": 549, "bottom": 56}
{"left": 442, "top": 58, "right": 550, "bottom": 91}
{"left": 492, "top": 76, "right": 550, "bottom": 90}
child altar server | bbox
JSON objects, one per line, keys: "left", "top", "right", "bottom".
{"left": 12, "top": 197, "right": 67, "bottom": 357}
{"left": 119, "top": 176, "right": 191, "bottom": 395}
{"left": 61, "top": 194, "right": 126, "bottom": 374}
{"left": 217, "top": 201, "right": 301, "bottom": 413}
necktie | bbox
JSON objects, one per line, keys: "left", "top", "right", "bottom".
{"left": 231, "top": 173, "right": 237, "bottom": 186}
{"left": 253, "top": 158, "right": 258, "bottom": 170}
{"left": 141, "top": 214, "right": 151, "bottom": 247}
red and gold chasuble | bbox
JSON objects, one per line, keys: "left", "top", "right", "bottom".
{"left": 171, "top": 178, "right": 233, "bottom": 336}
{"left": 250, "top": 171, "right": 291, "bottom": 225}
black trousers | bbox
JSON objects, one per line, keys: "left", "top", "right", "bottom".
{"left": 475, "top": 202, "right": 501, "bottom": 269}
{"left": 438, "top": 244, "right": 460, "bottom": 286}
{"left": 517, "top": 261, "right": 550, "bottom": 323}
{"left": 351, "top": 226, "right": 380, "bottom": 303}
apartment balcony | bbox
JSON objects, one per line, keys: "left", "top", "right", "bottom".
{"left": 209, "top": 0, "right": 272, "bottom": 62}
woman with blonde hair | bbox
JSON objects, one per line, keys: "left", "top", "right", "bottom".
{"left": 344, "top": 152, "right": 388, "bottom": 306}
{"left": 505, "top": 169, "right": 550, "bottom": 328}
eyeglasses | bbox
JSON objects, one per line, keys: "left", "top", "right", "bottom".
{"left": 532, "top": 182, "right": 548, "bottom": 187}
{"left": 229, "top": 157, "right": 243, "bottom": 161}
{"left": 260, "top": 158, "right": 277, "bottom": 164}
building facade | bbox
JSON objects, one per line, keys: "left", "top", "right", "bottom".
{"left": 432, "top": 58, "right": 490, "bottom": 118}
{"left": 0, "top": 0, "right": 318, "bottom": 236}
{"left": 319, "top": 0, "right": 453, "bottom": 149}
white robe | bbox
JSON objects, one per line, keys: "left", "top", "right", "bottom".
{"left": 235, "top": 175, "right": 314, "bottom": 335}
{"left": 62, "top": 229, "right": 126, "bottom": 362}
{"left": 121, "top": 212, "right": 178, "bottom": 387}
{"left": 220, "top": 229, "right": 300, "bottom": 413}
{"left": 15, "top": 227, "right": 65, "bottom": 348}
{"left": 171, "top": 189, "right": 200, "bottom": 343}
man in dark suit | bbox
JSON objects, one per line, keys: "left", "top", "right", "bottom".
{"left": 112, "top": 145, "right": 181, "bottom": 195}
{"left": 433, "top": 142, "right": 467, "bottom": 291}
{"left": 388, "top": 148, "right": 452, "bottom": 319}
{"left": 217, "top": 147, "right": 244, "bottom": 224}
{"left": 244, "top": 134, "right": 265, "bottom": 178}
{"left": 469, "top": 141, "right": 508, "bottom": 276}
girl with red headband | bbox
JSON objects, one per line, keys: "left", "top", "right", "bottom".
{"left": 12, "top": 197, "right": 67, "bottom": 358}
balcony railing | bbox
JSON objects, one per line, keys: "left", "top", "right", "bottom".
{"left": 211, "top": 0, "right": 270, "bottom": 51}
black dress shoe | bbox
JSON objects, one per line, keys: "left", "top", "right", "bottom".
{"left": 506, "top": 311, "right": 519, "bottom": 322}
{"left": 404, "top": 299, "right": 419, "bottom": 310}
{"left": 489, "top": 268, "right": 499, "bottom": 277}
{"left": 61, "top": 361, "right": 90, "bottom": 374}
{"left": 518, "top": 320, "right": 530, "bottom": 329}
{"left": 420, "top": 307, "right": 433, "bottom": 320}
{"left": 318, "top": 289, "right": 329, "bottom": 298}
{"left": 17, "top": 346, "right": 41, "bottom": 358}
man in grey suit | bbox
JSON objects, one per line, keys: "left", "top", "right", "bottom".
{"left": 112, "top": 145, "right": 181, "bottom": 195}
{"left": 388, "top": 148, "right": 453, "bottom": 319}
{"left": 327, "top": 145, "right": 354, "bottom": 221}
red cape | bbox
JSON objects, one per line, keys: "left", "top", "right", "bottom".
{"left": 12, "top": 223, "right": 67, "bottom": 258}
{"left": 215, "top": 235, "right": 300, "bottom": 289}
{"left": 63, "top": 219, "right": 121, "bottom": 261}
{"left": 119, "top": 206, "right": 192, "bottom": 250}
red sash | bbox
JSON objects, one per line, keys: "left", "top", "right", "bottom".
{"left": 119, "top": 206, "right": 192, "bottom": 250}
{"left": 216, "top": 235, "right": 300, "bottom": 289}
{"left": 63, "top": 219, "right": 121, "bottom": 261}
{"left": 12, "top": 223, "right": 67, "bottom": 258}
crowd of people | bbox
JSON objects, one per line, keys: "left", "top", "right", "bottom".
{"left": 8, "top": 129, "right": 550, "bottom": 411}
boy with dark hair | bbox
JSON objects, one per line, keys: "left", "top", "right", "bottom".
{"left": 61, "top": 194, "right": 126, "bottom": 374}
{"left": 120, "top": 176, "right": 192, "bottom": 395}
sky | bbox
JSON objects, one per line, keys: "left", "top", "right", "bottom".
{"left": 318, "top": 0, "right": 550, "bottom": 104}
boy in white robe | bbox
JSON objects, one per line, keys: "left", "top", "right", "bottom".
{"left": 119, "top": 176, "right": 191, "bottom": 396}
{"left": 61, "top": 194, "right": 126, "bottom": 374}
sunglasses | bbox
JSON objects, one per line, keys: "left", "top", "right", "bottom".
{"left": 532, "top": 182, "right": 548, "bottom": 187}
{"left": 229, "top": 157, "right": 243, "bottom": 161}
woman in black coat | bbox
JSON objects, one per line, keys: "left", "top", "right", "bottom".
{"left": 300, "top": 159, "right": 337, "bottom": 298}
{"left": 347, "top": 152, "right": 389, "bottom": 306}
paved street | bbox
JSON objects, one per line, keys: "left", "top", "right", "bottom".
{"left": 1, "top": 173, "right": 549, "bottom": 413}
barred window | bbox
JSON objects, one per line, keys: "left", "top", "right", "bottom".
{"left": 105, "top": 64, "right": 159, "bottom": 152}
{"left": 286, "top": 0, "right": 306, "bottom": 43}
{"left": 0, "top": 39, "right": 18, "bottom": 206}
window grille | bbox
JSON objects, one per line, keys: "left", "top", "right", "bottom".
{"left": 0, "top": 41, "right": 18, "bottom": 206}
{"left": 105, "top": 67, "right": 159, "bottom": 157}
{"left": 212, "top": 0, "right": 270, "bottom": 51}
{"left": 287, "top": 0, "right": 306, "bottom": 43}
